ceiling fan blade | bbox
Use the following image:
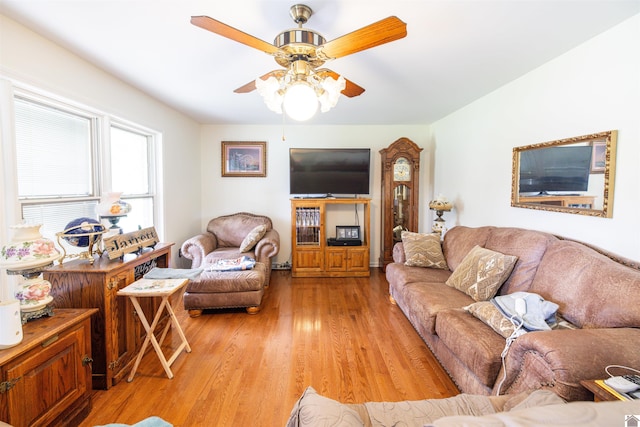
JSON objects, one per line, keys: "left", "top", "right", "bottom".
{"left": 319, "top": 16, "right": 407, "bottom": 59}
{"left": 317, "top": 70, "right": 365, "bottom": 97}
{"left": 234, "top": 70, "right": 286, "bottom": 93}
{"left": 191, "top": 16, "right": 279, "bottom": 55}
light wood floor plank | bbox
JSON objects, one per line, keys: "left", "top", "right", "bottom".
{"left": 80, "top": 269, "right": 458, "bottom": 426}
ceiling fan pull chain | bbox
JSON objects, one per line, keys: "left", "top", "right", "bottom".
{"left": 282, "top": 112, "right": 286, "bottom": 142}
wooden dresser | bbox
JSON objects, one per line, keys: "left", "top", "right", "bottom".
{"left": 43, "top": 243, "right": 173, "bottom": 389}
{"left": 0, "top": 308, "right": 97, "bottom": 427}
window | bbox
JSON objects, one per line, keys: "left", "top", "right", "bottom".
{"left": 107, "top": 125, "right": 156, "bottom": 232}
{"left": 9, "top": 90, "right": 159, "bottom": 254}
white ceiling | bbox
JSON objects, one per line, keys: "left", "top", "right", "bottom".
{"left": 1, "top": 1, "right": 638, "bottom": 125}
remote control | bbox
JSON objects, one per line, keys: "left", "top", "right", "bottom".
{"left": 604, "top": 376, "right": 640, "bottom": 393}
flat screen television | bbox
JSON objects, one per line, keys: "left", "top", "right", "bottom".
{"left": 519, "top": 145, "right": 592, "bottom": 194}
{"left": 289, "top": 148, "right": 371, "bottom": 196}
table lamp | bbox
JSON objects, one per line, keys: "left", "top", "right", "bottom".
{"left": 0, "top": 224, "right": 61, "bottom": 333}
{"left": 428, "top": 195, "right": 453, "bottom": 235}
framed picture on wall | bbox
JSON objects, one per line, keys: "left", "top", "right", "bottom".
{"left": 590, "top": 140, "right": 606, "bottom": 174}
{"left": 221, "top": 141, "right": 267, "bottom": 177}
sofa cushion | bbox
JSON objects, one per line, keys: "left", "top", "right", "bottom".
{"left": 363, "top": 393, "right": 497, "bottom": 426}
{"left": 445, "top": 246, "right": 518, "bottom": 301}
{"left": 401, "top": 231, "right": 448, "bottom": 269}
{"left": 435, "top": 309, "right": 505, "bottom": 387}
{"left": 239, "top": 224, "right": 267, "bottom": 252}
{"left": 204, "top": 247, "right": 247, "bottom": 264}
{"left": 207, "top": 212, "right": 272, "bottom": 247}
{"left": 396, "top": 282, "right": 475, "bottom": 335}
{"left": 187, "top": 262, "right": 267, "bottom": 293}
{"left": 443, "top": 226, "right": 493, "bottom": 271}
{"left": 484, "top": 227, "right": 557, "bottom": 295}
{"left": 529, "top": 240, "right": 640, "bottom": 329}
{"left": 386, "top": 263, "right": 452, "bottom": 292}
{"left": 431, "top": 398, "right": 639, "bottom": 427}
{"left": 465, "top": 301, "right": 516, "bottom": 338}
{"left": 286, "top": 386, "right": 364, "bottom": 427}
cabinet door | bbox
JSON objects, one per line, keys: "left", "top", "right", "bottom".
{"left": 347, "top": 247, "right": 369, "bottom": 272}
{"left": 3, "top": 325, "right": 90, "bottom": 427}
{"left": 325, "top": 248, "right": 347, "bottom": 271}
{"left": 108, "top": 271, "right": 137, "bottom": 385}
{"left": 293, "top": 249, "right": 323, "bottom": 271}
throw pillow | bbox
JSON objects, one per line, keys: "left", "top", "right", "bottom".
{"left": 286, "top": 386, "right": 364, "bottom": 427}
{"left": 464, "top": 301, "right": 515, "bottom": 338}
{"left": 445, "top": 245, "right": 517, "bottom": 301}
{"left": 239, "top": 224, "right": 267, "bottom": 253}
{"left": 401, "top": 231, "right": 448, "bottom": 269}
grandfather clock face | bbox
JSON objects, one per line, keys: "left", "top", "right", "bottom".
{"left": 393, "top": 157, "right": 411, "bottom": 182}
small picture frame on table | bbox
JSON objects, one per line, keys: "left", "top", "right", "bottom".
{"left": 336, "top": 226, "right": 360, "bottom": 240}
{"left": 222, "top": 141, "right": 267, "bottom": 177}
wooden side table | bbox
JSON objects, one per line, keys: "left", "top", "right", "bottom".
{"left": 117, "top": 278, "right": 191, "bottom": 382}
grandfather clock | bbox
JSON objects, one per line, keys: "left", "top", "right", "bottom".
{"left": 379, "top": 137, "right": 422, "bottom": 270}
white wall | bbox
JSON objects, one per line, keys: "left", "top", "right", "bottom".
{"left": 200, "top": 125, "right": 430, "bottom": 265}
{"left": 0, "top": 14, "right": 202, "bottom": 265}
{"left": 4, "top": 10, "right": 638, "bottom": 271}
{"left": 431, "top": 14, "right": 640, "bottom": 260}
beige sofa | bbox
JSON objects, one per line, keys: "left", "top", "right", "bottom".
{"left": 386, "top": 226, "right": 640, "bottom": 401}
{"left": 286, "top": 386, "right": 639, "bottom": 426}
{"left": 180, "top": 212, "right": 280, "bottom": 315}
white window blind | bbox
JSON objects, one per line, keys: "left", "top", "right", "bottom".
{"left": 14, "top": 97, "right": 94, "bottom": 198}
{"left": 10, "top": 90, "right": 159, "bottom": 247}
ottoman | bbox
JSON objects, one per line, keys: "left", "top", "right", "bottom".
{"left": 183, "top": 261, "right": 267, "bottom": 316}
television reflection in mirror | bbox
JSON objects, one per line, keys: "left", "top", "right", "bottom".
{"left": 511, "top": 130, "right": 617, "bottom": 218}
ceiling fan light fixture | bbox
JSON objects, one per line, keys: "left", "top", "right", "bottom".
{"left": 191, "top": 9, "right": 407, "bottom": 122}
{"left": 318, "top": 75, "right": 346, "bottom": 112}
{"left": 255, "top": 76, "right": 284, "bottom": 114}
{"left": 283, "top": 81, "right": 318, "bottom": 121}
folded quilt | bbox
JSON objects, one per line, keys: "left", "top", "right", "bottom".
{"left": 144, "top": 267, "right": 203, "bottom": 280}
{"left": 208, "top": 256, "right": 256, "bottom": 272}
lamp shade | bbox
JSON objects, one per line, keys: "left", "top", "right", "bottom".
{"left": 318, "top": 75, "right": 346, "bottom": 112}
{"left": 283, "top": 81, "right": 318, "bottom": 121}
{"left": 429, "top": 199, "right": 453, "bottom": 211}
{"left": 255, "top": 76, "right": 283, "bottom": 114}
{"left": 0, "top": 224, "right": 60, "bottom": 270}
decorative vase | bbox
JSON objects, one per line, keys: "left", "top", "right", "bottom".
{"left": 96, "top": 192, "right": 132, "bottom": 217}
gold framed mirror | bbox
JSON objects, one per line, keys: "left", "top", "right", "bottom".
{"left": 511, "top": 130, "right": 617, "bottom": 218}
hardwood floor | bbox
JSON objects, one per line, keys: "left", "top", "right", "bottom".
{"left": 80, "top": 269, "right": 458, "bottom": 426}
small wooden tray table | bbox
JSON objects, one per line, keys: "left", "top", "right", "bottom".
{"left": 117, "top": 278, "right": 191, "bottom": 381}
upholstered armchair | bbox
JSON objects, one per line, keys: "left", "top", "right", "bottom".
{"left": 180, "top": 212, "right": 280, "bottom": 316}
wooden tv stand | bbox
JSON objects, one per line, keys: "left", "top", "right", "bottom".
{"left": 291, "top": 198, "right": 370, "bottom": 278}
{"left": 518, "top": 194, "right": 595, "bottom": 208}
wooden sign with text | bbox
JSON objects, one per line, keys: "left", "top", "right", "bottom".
{"left": 103, "top": 227, "right": 159, "bottom": 260}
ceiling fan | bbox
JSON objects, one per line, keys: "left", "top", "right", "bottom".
{"left": 191, "top": 4, "right": 407, "bottom": 120}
